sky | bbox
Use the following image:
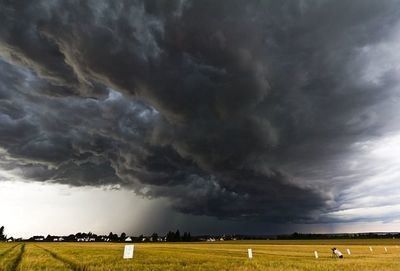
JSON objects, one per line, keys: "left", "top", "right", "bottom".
{"left": 1, "top": 0, "right": 400, "bottom": 238}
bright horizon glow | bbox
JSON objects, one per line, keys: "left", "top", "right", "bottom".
{"left": 2, "top": 178, "right": 400, "bottom": 238}
{"left": 0, "top": 179, "right": 170, "bottom": 238}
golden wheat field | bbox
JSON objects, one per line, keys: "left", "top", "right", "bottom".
{"left": 1, "top": 239, "right": 400, "bottom": 271}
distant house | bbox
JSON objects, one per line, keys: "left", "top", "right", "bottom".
{"left": 100, "top": 236, "right": 110, "bottom": 242}
{"left": 33, "top": 236, "right": 45, "bottom": 241}
{"left": 6, "top": 237, "right": 13, "bottom": 242}
{"left": 125, "top": 237, "right": 132, "bottom": 242}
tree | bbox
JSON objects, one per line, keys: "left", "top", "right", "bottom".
{"left": 151, "top": 232, "right": 158, "bottom": 242}
{"left": 138, "top": 234, "right": 144, "bottom": 242}
{"left": 174, "top": 230, "right": 181, "bottom": 242}
{"left": 120, "top": 232, "right": 126, "bottom": 241}
{"left": 108, "top": 232, "right": 118, "bottom": 242}
{"left": 0, "top": 226, "right": 6, "bottom": 241}
{"left": 66, "top": 234, "right": 76, "bottom": 242}
{"left": 166, "top": 231, "right": 175, "bottom": 242}
{"left": 182, "top": 232, "right": 191, "bottom": 242}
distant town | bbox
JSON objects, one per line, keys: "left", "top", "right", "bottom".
{"left": 1, "top": 226, "right": 400, "bottom": 243}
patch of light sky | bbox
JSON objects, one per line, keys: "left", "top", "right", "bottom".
{"left": 0, "top": 171, "right": 171, "bottom": 238}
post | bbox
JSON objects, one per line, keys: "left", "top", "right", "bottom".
{"left": 248, "top": 248, "right": 253, "bottom": 259}
{"left": 346, "top": 248, "right": 351, "bottom": 255}
{"left": 314, "top": 251, "right": 318, "bottom": 259}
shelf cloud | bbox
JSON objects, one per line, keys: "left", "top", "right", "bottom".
{"left": 1, "top": 0, "right": 400, "bottom": 226}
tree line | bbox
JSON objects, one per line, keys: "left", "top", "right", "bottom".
{"left": 0, "top": 226, "right": 198, "bottom": 242}
{"left": 30, "top": 230, "right": 194, "bottom": 242}
{"left": 165, "top": 230, "right": 192, "bottom": 242}
{"left": 277, "top": 232, "right": 400, "bottom": 240}
{"left": 4, "top": 225, "right": 400, "bottom": 242}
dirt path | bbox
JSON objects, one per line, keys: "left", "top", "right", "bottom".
{"left": 37, "top": 246, "right": 87, "bottom": 271}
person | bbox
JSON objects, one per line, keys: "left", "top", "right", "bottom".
{"left": 331, "top": 247, "right": 344, "bottom": 258}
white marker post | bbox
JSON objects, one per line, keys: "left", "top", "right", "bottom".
{"left": 369, "top": 246, "right": 373, "bottom": 253}
{"left": 346, "top": 248, "right": 351, "bottom": 255}
{"left": 384, "top": 247, "right": 388, "bottom": 253}
{"left": 123, "top": 245, "right": 134, "bottom": 259}
{"left": 314, "top": 251, "right": 319, "bottom": 259}
{"left": 248, "top": 248, "right": 253, "bottom": 259}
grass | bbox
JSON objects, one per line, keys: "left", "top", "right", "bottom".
{"left": 0, "top": 243, "right": 24, "bottom": 271}
{"left": 0, "top": 240, "right": 400, "bottom": 270}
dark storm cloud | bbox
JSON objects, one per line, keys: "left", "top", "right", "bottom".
{"left": 1, "top": 0, "right": 400, "bottom": 223}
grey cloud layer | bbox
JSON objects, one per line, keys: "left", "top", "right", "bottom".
{"left": 1, "top": 0, "right": 400, "bottom": 223}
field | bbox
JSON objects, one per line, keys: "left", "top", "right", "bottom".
{"left": 1, "top": 239, "right": 400, "bottom": 271}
